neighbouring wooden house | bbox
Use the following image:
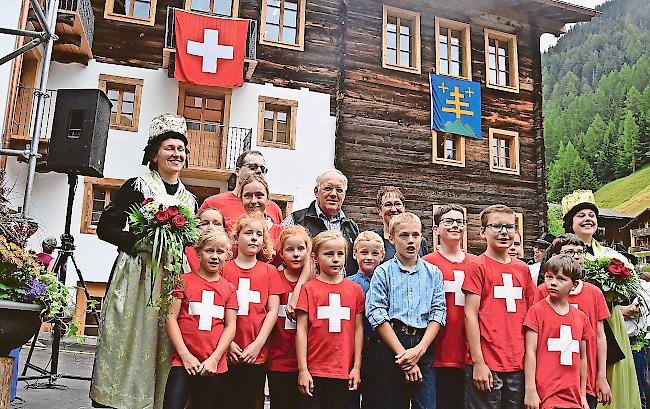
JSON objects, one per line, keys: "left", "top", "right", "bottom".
{"left": 623, "top": 208, "right": 650, "bottom": 266}
{"left": 597, "top": 207, "right": 633, "bottom": 248}
{"left": 0, "top": 0, "right": 597, "bottom": 333}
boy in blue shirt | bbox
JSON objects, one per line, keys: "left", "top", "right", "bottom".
{"left": 347, "top": 231, "right": 385, "bottom": 409}
{"left": 366, "top": 212, "right": 446, "bottom": 409}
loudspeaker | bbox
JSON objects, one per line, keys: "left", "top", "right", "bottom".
{"left": 47, "top": 89, "right": 111, "bottom": 178}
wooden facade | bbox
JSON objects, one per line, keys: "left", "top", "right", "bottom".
{"left": 72, "top": 0, "right": 596, "bottom": 254}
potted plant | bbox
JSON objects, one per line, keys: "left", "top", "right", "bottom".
{"left": 0, "top": 233, "right": 71, "bottom": 356}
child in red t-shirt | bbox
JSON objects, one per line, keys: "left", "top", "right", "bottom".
{"left": 221, "top": 212, "right": 283, "bottom": 409}
{"left": 296, "top": 230, "right": 364, "bottom": 409}
{"left": 163, "top": 228, "right": 238, "bottom": 409}
{"left": 422, "top": 204, "right": 478, "bottom": 409}
{"left": 534, "top": 234, "right": 612, "bottom": 408}
{"left": 524, "top": 255, "right": 592, "bottom": 409}
{"left": 185, "top": 206, "right": 225, "bottom": 272}
{"left": 462, "top": 205, "right": 535, "bottom": 409}
{"left": 268, "top": 225, "right": 313, "bottom": 409}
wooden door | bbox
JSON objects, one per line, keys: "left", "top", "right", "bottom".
{"left": 182, "top": 92, "right": 226, "bottom": 169}
{"left": 11, "top": 54, "right": 39, "bottom": 138}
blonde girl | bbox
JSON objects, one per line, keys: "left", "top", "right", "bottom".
{"left": 185, "top": 206, "right": 226, "bottom": 271}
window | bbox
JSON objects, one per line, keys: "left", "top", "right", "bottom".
{"left": 489, "top": 128, "right": 520, "bottom": 175}
{"left": 431, "top": 204, "right": 468, "bottom": 253}
{"left": 260, "top": 0, "right": 306, "bottom": 51}
{"left": 270, "top": 193, "right": 294, "bottom": 218}
{"left": 435, "top": 18, "right": 471, "bottom": 79}
{"left": 382, "top": 6, "right": 421, "bottom": 74}
{"left": 74, "top": 282, "right": 107, "bottom": 337}
{"left": 484, "top": 29, "right": 519, "bottom": 93}
{"left": 81, "top": 178, "right": 125, "bottom": 234}
{"left": 432, "top": 131, "right": 465, "bottom": 167}
{"left": 257, "top": 96, "right": 298, "bottom": 149}
{"left": 99, "top": 74, "right": 143, "bottom": 132}
{"left": 104, "top": 0, "right": 158, "bottom": 26}
{"left": 185, "top": 0, "right": 239, "bottom": 16}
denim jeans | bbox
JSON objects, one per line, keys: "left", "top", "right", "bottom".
{"left": 464, "top": 366, "right": 524, "bottom": 409}
{"left": 632, "top": 346, "right": 648, "bottom": 409}
{"left": 376, "top": 325, "right": 436, "bottom": 409}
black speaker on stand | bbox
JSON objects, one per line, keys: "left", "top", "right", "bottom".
{"left": 20, "top": 89, "right": 111, "bottom": 386}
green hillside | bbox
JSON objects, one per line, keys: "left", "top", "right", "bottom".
{"left": 594, "top": 165, "right": 650, "bottom": 215}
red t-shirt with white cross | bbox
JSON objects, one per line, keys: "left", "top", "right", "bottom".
{"left": 296, "top": 278, "right": 365, "bottom": 379}
{"left": 524, "top": 300, "right": 593, "bottom": 409}
{"left": 171, "top": 271, "right": 239, "bottom": 373}
{"left": 423, "top": 251, "right": 478, "bottom": 368}
{"left": 462, "top": 254, "right": 535, "bottom": 372}
{"left": 268, "top": 269, "right": 299, "bottom": 372}
{"left": 221, "top": 259, "right": 284, "bottom": 364}
{"left": 535, "top": 281, "right": 610, "bottom": 397}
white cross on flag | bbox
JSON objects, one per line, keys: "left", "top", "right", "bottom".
{"left": 174, "top": 9, "right": 249, "bottom": 87}
{"left": 189, "top": 290, "right": 224, "bottom": 331}
{"left": 547, "top": 324, "right": 579, "bottom": 366}
{"left": 317, "top": 293, "right": 351, "bottom": 333}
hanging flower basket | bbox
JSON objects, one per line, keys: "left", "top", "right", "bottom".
{"left": 0, "top": 300, "right": 43, "bottom": 356}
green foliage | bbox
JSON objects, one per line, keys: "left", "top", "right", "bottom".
{"left": 543, "top": 0, "right": 650, "bottom": 194}
{"left": 547, "top": 204, "right": 565, "bottom": 237}
{"left": 547, "top": 142, "right": 599, "bottom": 202}
{"left": 594, "top": 164, "right": 650, "bottom": 210}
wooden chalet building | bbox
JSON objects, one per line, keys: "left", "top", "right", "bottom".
{"left": 1, "top": 0, "right": 597, "bottom": 332}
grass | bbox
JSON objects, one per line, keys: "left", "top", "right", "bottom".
{"left": 594, "top": 165, "right": 650, "bottom": 215}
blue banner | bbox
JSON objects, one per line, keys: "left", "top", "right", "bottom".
{"left": 430, "top": 73, "right": 482, "bottom": 139}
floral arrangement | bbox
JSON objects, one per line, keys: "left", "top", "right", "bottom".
{"left": 0, "top": 234, "right": 71, "bottom": 318}
{"left": 128, "top": 198, "right": 201, "bottom": 320}
{"left": 583, "top": 256, "right": 643, "bottom": 307}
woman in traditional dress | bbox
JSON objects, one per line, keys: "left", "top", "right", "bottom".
{"left": 561, "top": 189, "right": 642, "bottom": 409}
{"left": 90, "top": 113, "right": 197, "bottom": 409}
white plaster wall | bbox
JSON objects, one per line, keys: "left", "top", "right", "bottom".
{"left": 4, "top": 60, "right": 335, "bottom": 286}
{"left": 0, "top": 0, "right": 24, "bottom": 139}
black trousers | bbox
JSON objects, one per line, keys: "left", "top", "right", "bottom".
{"left": 268, "top": 370, "right": 300, "bottom": 409}
{"left": 162, "top": 366, "right": 224, "bottom": 409}
{"left": 436, "top": 367, "right": 465, "bottom": 409}
{"left": 300, "top": 376, "right": 349, "bottom": 409}
{"left": 222, "top": 363, "right": 267, "bottom": 409}
{"left": 348, "top": 337, "right": 381, "bottom": 409}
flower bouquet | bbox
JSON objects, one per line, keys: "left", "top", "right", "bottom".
{"left": 127, "top": 198, "right": 200, "bottom": 320}
{"left": 583, "top": 256, "right": 642, "bottom": 307}
{"left": 0, "top": 234, "right": 70, "bottom": 318}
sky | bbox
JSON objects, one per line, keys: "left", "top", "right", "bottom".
{"left": 540, "top": 0, "right": 608, "bottom": 52}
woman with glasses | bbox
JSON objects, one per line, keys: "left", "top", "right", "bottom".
{"left": 558, "top": 190, "right": 641, "bottom": 409}
{"left": 374, "top": 186, "right": 428, "bottom": 263}
{"left": 200, "top": 150, "right": 284, "bottom": 232}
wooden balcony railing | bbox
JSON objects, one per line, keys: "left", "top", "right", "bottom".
{"left": 182, "top": 120, "right": 252, "bottom": 181}
{"left": 9, "top": 86, "right": 57, "bottom": 143}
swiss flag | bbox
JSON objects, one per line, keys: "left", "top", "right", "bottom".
{"left": 174, "top": 10, "right": 249, "bottom": 87}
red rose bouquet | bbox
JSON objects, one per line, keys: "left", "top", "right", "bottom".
{"left": 127, "top": 198, "right": 200, "bottom": 319}
{"left": 583, "top": 256, "right": 642, "bottom": 307}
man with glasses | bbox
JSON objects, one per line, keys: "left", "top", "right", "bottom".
{"left": 200, "top": 150, "right": 284, "bottom": 231}
{"left": 374, "top": 186, "right": 428, "bottom": 263}
{"left": 283, "top": 168, "right": 360, "bottom": 275}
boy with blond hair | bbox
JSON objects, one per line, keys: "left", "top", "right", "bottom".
{"left": 462, "top": 204, "right": 535, "bottom": 409}
{"left": 347, "top": 231, "right": 385, "bottom": 409}
{"left": 366, "top": 213, "right": 446, "bottom": 409}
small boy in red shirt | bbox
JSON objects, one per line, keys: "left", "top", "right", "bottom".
{"left": 423, "top": 204, "right": 477, "bottom": 409}
{"left": 296, "top": 230, "right": 364, "bottom": 409}
{"left": 534, "top": 233, "right": 611, "bottom": 408}
{"left": 463, "top": 204, "right": 535, "bottom": 409}
{"left": 524, "top": 255, "right": 592, "bottom": 409}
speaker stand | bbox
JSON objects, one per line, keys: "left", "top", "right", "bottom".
{"left": 20, "top": 174, "right": 99, "bottom": 386}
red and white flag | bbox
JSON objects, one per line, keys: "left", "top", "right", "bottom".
{"left": 174, "top": 9, "right": 249, "bottom": 87}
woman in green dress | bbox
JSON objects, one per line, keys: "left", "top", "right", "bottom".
{"left": 561, "top": 189, "right": 641, "bottom": 409}
{"left": 90, "top": 113, "right": 197, "bottom": 409}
